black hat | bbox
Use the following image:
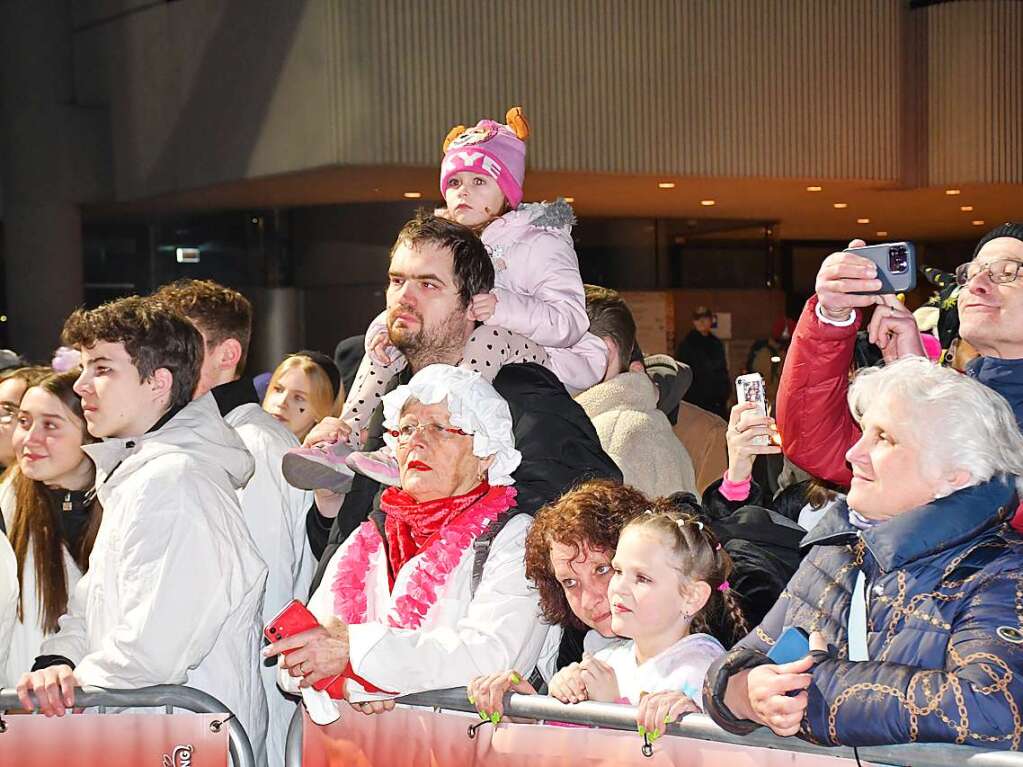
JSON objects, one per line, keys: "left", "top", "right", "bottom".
{"left": 972, "top": 222, "right": 1023, "bottom": 259}
{"left": 295, "top": 349, "right": 342, "bottom": 399}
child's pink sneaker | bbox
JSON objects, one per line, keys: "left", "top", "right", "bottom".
{"left": 346, "top": 447, "right": 401, "bottom": 487}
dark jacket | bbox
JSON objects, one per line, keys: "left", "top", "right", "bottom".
{"left": 704, "top": 476, "right": 1023, "bottom": 750}
{"left": 308, "top": 362, "right": 622, "bottom": 592}
{"left": 676, "top": 329, "right": 730, "bottom": 418}
{"left": 777, "top": 296, "right": 1023, "bottom": 487}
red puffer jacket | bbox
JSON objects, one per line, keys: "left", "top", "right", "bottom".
{"left": 775, "top": 296, "right": 861, "bottom": 487}
{"left": 777, "top": 296, "right": 1023, "bottom": 533}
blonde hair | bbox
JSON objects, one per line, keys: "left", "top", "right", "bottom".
{"left": 623, "top": 504, "right": 749, "bottom": 645}
{"left": 262, "top": 354, "right": 344, "bottom": 422}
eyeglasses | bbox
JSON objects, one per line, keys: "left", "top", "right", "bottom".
{"left": 955, "top": 258, "right": 1023, "bottom": 287}
{"left": 388, "top": 422, "right": 468, "bottom": 445}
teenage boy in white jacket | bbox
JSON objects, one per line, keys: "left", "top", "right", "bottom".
{"left": 15, "top": 296, "right": 269, "bottom": 767}
{"left": 156, "top": 279, "right": 313, "bottom": 767}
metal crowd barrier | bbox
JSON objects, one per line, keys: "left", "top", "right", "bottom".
{"left": 0, "top": 684, "right": 256, "bottom": 767}
{"left": 285, "top": 687, "right": 1023, "bottom": 767}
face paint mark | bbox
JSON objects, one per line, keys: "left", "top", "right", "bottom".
{"left": 298, "top": 407, "right": 305, "bottom": 414}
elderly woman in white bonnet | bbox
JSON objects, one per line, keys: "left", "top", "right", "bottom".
{"left": 268, "top": 364, "right": 554, "bottom": 720}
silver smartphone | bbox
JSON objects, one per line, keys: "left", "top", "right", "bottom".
{"left": 846, "top": 241, "right": 917, "bottom": 294}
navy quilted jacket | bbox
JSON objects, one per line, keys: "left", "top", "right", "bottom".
{"left": 704, "top": 476, "right": 1023, "bottom": 749}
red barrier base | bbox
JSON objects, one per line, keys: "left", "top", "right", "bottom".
{"left": 302, "top": 705, "right": 860, "bottom": 767}
{"left": 0, "top": 712, "right": 229, "bottom": 767}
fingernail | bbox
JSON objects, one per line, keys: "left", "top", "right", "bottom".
{"left": 261, "top": 647, "right": 272, "bottom": 657}
{"left": 664, "top": 714, "right": 673, "bottom": 724}
{"left": 510, "top": 672, "right": 522, "bottom": 684}
{"left": 638, "top": 725, "right": 647, "bottom": 737}
{"left": 479, "top": 711, "right": 488, "bottom": 721}
{"left": 650, "top": 729, "right": 661, "bottom": 741}
{"left": 490, "top": 712, "right": 501, "bottom": 724}
{"left": 467, "top": 695, "right": 475, "bottom": 705}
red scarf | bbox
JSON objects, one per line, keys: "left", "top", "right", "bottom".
{"left": 380, "top": 481, "right": 492, "bottom": 578}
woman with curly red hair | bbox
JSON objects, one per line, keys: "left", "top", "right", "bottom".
{"left": 468, "top": 479, "right": 646, "bottom": 719}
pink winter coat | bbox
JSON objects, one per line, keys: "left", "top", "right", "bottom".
{"left": 480, "top": 200, "right": 606, "bottom": 392}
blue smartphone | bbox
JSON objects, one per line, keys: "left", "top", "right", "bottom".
{"left": 767, "top": 626, "right": 810, "bottom": 664}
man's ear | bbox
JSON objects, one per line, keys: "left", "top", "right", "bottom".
{"left": 601, "top": 336, "right": 620, "bottom": 381}
{"left": 149, "top": 367, "right": 175, "bottom": 405}
{"left": 217, "top": 338, "right": 243, "bottom": 372}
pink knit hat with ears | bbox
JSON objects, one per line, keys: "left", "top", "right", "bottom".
{"left": 439, "top": 107, "right": 530, "bottom": 209}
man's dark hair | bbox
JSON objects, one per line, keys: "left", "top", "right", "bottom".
{"left": 584, "top": 284, "right": 636, "bottom": 375}
{"left": 61, "top": 296, "right": 203, "bottom": 410}
{"left": 153, "top": 279, "right": 253, "bottom": 376}
{"left": 390, "top": 211, "right": 495, "bottom": 307}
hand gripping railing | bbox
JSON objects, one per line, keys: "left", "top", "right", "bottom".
{"left": 285, "top": 686, "right": 1023, "bottom": 767}
{"left": 0, "top": 684, "right": 256, "bottom": 767}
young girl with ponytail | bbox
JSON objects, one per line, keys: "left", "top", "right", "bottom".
{"left": 548, "top": 504, "right": 747, "bottom": 741}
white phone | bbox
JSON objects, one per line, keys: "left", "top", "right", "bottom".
{"left": 735, "top": 373, "right": 769, "bottom": 446}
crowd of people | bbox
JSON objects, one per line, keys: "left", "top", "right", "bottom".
{"left": 2, "top": 106, "right": 1023, "bottom": 765}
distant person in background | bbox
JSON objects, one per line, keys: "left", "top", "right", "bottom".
{"left": 262, "top": 352, "right": 344, "bottom": 442}
{"left": 676, "top": 306, "right": 730, "bottom": 419}
{"left": 745, "top": 316, "right": 795, "bottom": 404}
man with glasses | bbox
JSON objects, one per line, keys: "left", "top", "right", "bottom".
{"left": 775, "top": 223, "right": 1023, "bottom": 487}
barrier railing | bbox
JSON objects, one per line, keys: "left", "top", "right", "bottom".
{"left": 285, "top": 687, "right": 1023, "bottom": 767}
{"left": 0, "top": 684, "right": 256, "bottom": 767}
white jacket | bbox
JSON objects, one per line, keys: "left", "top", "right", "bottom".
{"left": 575, "top": 372, "right": 697, "bottom": 498}
{"left": 0, "top": 480, "right": 85, "bottom": 685}
{"left": 280, "top": 512, "right": 553, "bottom": 714}
{"left": 41, "top": 395, "right": 269, "bottom": 766}
{"left": 0, "top": 529, "right": 17, "bottom": 687}
{"left": 224, "top": 402, "right": 312, "bottom": 767}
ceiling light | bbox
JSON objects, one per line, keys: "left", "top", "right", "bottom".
{"left": 972, "top": 220, "right": 986, "bottom": 226}
{"left": 856, "top": 218, "right": 870, "bottom": 224}
{"left": 563, "top": 196, "right": 575, "bottom": 203}
{"left": 960, "top": 205, "right": 974, "bottom": 212}
{"left": 945, "top": 188, "right": 961, "bottom": 195}
{"left": 403, "top": 191, "right": 422, "bottom": 199}
{"left": 806, "top": 185, "right": 822, "bottom": 192}
{"left": 657, "top": 182, "right": 676, "bottom": 189}
{"left": 833, "top": 203, "right": 848, "bottom": 209}
{"left": 876, "top": 231, "right": 888, "bottom": 237}
{"left": 700, "top": 199, "right": 716, "bottom": 206}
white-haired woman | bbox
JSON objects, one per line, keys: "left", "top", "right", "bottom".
{"left": 704, "top": 357, "right": 1023, "bottom": 750}
{"left": 265, "top": 364, "right": 552, "bottom": 721}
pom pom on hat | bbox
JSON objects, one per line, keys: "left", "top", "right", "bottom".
{"left": 440, "top": 107, "right": 529, "bottom": 209}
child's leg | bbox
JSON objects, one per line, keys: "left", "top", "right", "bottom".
{"left": 461, "top": 326, "right": 549, "bottom": 383}
{"left": 341, "top": 352, "right": 406, "bottom": 448}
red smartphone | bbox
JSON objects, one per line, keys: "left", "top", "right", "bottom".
{"left": 264, "top": 600, "right": 341, "bottom": 693}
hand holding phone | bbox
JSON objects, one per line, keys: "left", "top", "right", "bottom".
{"left": 735, "top": 373, "right": 769, "bottom": 446}
{"left": 264, "top": 600, "right": 341, "bottom": 693}
{"left": 767, "top": 626, "right": 810, "bottom": 664}
{"left": 846, "top": 242, "right": 916, "bottom": 295}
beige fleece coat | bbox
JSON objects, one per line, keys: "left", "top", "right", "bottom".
{"left": 574, "top": 372, "right": 697, "bottom": 498}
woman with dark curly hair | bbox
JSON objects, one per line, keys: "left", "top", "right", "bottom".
{"left": 467, "top": 479, "right": 648, "bottom": 721}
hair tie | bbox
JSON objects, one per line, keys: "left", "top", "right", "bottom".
{"left": 717, "top": 580, "right": 730, "bottom": 592}
{"left": 676, "top": 517, "right": 703, "bottom": 531}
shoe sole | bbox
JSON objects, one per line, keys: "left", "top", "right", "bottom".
{"left": 282, "top": 452, "right": 354, "bottom": 493}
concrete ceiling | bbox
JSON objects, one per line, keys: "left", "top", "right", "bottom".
{"left": 86, "top": 164, "right": 1023, "bottom": 241}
